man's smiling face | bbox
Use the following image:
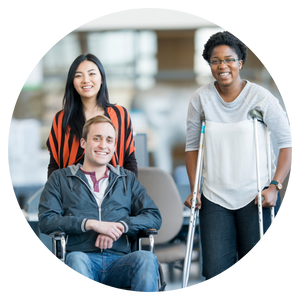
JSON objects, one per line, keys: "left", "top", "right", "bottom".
{"left": 81, "top": 121, "right": 116, "bottom": 169}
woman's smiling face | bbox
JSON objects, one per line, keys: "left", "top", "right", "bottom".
{"left": 73, "top": 60, "right": 102, "bottom": 102}
{"left": 209, "top": 45, "right": 243, "bottom": 88}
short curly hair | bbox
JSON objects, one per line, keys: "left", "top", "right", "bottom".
{"left": 202, "top": 31, "right": 248, "bottom": 66}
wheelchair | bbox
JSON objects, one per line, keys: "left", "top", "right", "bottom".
{"left": 50, "top": 228, "right": 167, "bottom": 291}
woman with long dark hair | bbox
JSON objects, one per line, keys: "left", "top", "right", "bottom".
{"left": 47, "top": 54, "right": 137, "bottom": 177}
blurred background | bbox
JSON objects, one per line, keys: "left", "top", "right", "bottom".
{"left": 8, "top": 9, "right": 289, "bottom": 290}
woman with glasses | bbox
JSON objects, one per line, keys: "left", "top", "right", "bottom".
{"left": 184, "top": 31, "right": 292, "bottom": 279}
{"left": 46, "top": 53, "right": 137, "bottom": 178}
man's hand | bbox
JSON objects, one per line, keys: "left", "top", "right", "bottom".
{"left": 86, "top": 220, "right": 125, "bottom": 241}
{"left": 184, "top": 192, "right": 201, "bottom": 210}
{"left": 95, "top": 234, "right": 114, "bottom": 249}
{"left": 255, "top": 185, "right": 278, "bottom": 208}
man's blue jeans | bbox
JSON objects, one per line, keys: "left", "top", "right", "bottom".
{"left": 65, "top": 250, "right": 159, "bottom": 292}
{"left": 200, "top": 190, "right": 281, "bottom": 280}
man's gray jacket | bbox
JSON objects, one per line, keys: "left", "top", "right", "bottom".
{"left": 38, "top": 164, "right": 162, "bottom": 255}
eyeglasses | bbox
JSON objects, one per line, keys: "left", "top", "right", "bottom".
{"left": 209, "top": 58, "right": 240, "bottom": 66}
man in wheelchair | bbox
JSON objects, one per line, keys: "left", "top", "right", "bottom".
{"left": 38, "top": 115, "right": 162, "bottom": 292}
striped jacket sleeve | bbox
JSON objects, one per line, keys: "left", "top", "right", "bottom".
{"left": 46, "top": 110, "right": 84, "bottom": 174}
{"left": 106, "top": 105, "right": 137, "bottom": 174}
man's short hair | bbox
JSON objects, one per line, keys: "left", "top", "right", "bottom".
{"left": 82, "top": 115, "right": 117, "bottom": 141}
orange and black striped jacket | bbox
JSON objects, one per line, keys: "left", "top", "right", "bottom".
{"left": 46, "top": 105, "right": 137, "bottom": 177}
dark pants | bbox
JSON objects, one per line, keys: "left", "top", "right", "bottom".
{"left": 200, "top": 190, "right": 281, "bottom": 280}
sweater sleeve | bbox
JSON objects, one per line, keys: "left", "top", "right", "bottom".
{"left": 186, "top": 89, "right": 203, "bottom": 152}
{"left": 106, "top": 105, "right": 137, "bottom": 171}
{"left": 46, "top": 110, "right": 84, "bottom": 174}
{"left": 46, "top": 111, "right": 63, "bottom": 168}
{"left": 252, "top": 86, "right": 292, "bottom": 149}
{"left": 47, "top": 152, "right": 59, "bottom": 179}
{"left": 123, "top": 152, "right": 138, "bottom": 177}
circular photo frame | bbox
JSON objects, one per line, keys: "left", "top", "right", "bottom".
{"left": 5, "top": 5, "right": 295, "bottom": 294}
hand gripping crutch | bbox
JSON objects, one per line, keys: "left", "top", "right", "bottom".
{"left": 250, "top": 109, "right": 274, "bottom": 239}
{"left": 182, "top": 112, "right": 205, "bottom": 288}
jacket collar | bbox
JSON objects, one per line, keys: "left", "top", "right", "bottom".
{"left": 66, "top": 163, "right": 127, "bottom": 195}
{"left": 67, "top": 163, "right": 126, "bottom": 177}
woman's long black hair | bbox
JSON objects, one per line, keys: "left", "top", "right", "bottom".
{"left": 62, "top": 53, "right": 113, "bottom": 139}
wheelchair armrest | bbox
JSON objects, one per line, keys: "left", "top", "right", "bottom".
{"left": 137, "top": 228, "right": 158, "bottom": 238}
{"left": 49, "top": 231, "right": 66, "bottom": 239}
{"left": 136, "top": 228, "right": 157, "bottom": 253}
{"left": 49, "top": 231, "right": 66, "bottom": 262}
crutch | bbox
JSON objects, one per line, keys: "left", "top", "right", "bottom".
{"left": 182, "top": 112, "right": 205, "bottom": 288}
{"left": 266, "top": 122, "right": 275, "bottom": 223}
{"left": 250, "top": 109, "right": 274, "bottom": 239}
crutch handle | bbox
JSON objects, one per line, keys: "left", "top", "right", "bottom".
{"left": 260, "top": 196, "right": 275, "bottom": 222}
{"left": 250, "top": 109, "right": 263, "bottom": 122}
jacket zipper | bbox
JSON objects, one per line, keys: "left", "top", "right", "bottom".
{"left": 68, "top": 173, "right": 125, "bottom": 221}
{"left": 67, "top": 172, "right": 127, "bottom": 252}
